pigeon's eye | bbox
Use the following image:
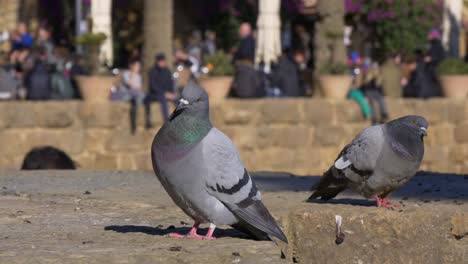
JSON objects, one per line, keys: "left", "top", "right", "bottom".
{"left": 411, "top": 119, "right": 416, "bottom": 124}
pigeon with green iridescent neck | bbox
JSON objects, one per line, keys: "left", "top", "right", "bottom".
{"left": 150, "top": 81, "right": 287, "bottom": 243}
{"left": 308, "top": 115, "right": 428, "bottom": 208}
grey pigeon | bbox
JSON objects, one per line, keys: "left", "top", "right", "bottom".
{"left": 151, "top": 81, "right": 288, "bottom": 242}
{"left": 308, "top": 115, "right": 428, "bottom": 208}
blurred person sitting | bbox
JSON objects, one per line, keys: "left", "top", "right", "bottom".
{"left": 25, "top": 48, "right": 52, "bottom": 100}
{"left": 121, "top": 58, "right": 144, "bottom": 134}
{"left": 380, "top": 53, "right": 403, "bottom": 97}
{"left": 11, "top": 22, "right": 33, "bottom": 51}
{"left": 145, "top": 53, "right": 176, "bottom": 126}
{"left": 272, "top": 50, "right": 307, "bottom": 97}
{"left": 403, "top": 51, "right": 441, "bottom": 98}
{"left": 361, "top": 63, "right": 389, "bottom": 125}
{"left": 231, "top": 22, "right": 263, "bottom": 98}
{"left": 202, "top": 30, "right": 216, "bottom": 56}
{"left": 36, "top": 26, "right": 56, "bottom": 65}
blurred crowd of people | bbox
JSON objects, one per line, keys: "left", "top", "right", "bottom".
{"left": 0, "top": 22, "right": 85, "bottom": 101}
{"left": 348, "top": 29, "right": 447, "bottom": 124}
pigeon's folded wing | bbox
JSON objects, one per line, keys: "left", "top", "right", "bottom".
{"left": 202, "top": 128, "right": 288, "bottom": 243}
{"left": 335, "top": 126, "right": 385, "bottom": 182}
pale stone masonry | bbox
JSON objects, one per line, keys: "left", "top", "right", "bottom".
{"left": 0, "top": 98, "right": 467, "bottom": 174}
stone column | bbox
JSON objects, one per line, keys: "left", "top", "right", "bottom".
{"left": 143, "top": 0, "right": 173, "bottom": 77}
{"left": 91, "top": 0, "right": 113, "bottom": 66}
{"left": 314, "top": 0, "right": 347, "bottom": 72}
{"left": 0, "top": 0, "right": 19, "bottom": 31}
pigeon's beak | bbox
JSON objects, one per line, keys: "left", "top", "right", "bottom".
{"left": 176, "top": 98, "right": 190, "bottom": 110}
{"left": 420, "top": 127, "right": 428, "bottom": 137}
{"left": 169, "top": 98, "right": 190, "bottom": 121}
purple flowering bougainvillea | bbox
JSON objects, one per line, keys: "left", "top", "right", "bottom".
{"left": 345, "top": 0, "right": 444, "bottom": 59}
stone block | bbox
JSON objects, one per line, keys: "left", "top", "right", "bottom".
{"left": 219, "top": 125, "right": 256, "bottom": 151}
{"left": 132, "top": 153, "right": 153, "bottom": 171}
{"left": 84, "top": 129, "right": 111, "bottom": 153}
{"left": 79, "top": 102, "right": 128, "bottom": 128}
{"left": 448, "top": 144, "right": 468, "bottom": 163}
{"left": 314, "top": 125, "right": 347, "bottom": 146}
{"left": 423, "top": 146, "right": 448, "bottom": 163}
{"left": 94, "top": 154, "right": 118, "bottom": 169}
{"left": 425, "top": 123, "right": 454, "bottom": 146}
{"left": 40, "top": 102, "right": 78, "bottom": 128}
{"left": 335, "top": 101, "right": 367, "bottom": 123}
{"left": 220, "top": 100, "right": 263, "bottom": 125}
{"left": 303, "top": 99, "right": 335, "bottom": 125}
{"left": 412, "top": 98, "right": 448, "bottom": 125}
{"left": 257, "top": 147, "right": 319, "bottom": 173}
{"left": 256, "top": 125, "right": 313, "bottom": 149}
{"left": 454, "top": 122, "right": 468, "bottom": 143}
{"left": 261, "top": 99, "right": 303, "bottom": 124}
{"left": 286, "top": 205, "right": 467, "bottom": 263}
{"left": 446, "top": 99, "right": 468, "bottom": 124}
{"left": 24, "top": 129, "right": 86, "bottom": 155}
{"left": 105, "top": 129, "right": 154, "bottom": 152}
{"left": 3, "top": 102, "right": 41, "bottom": 127}
{"left": 116, "top": 153, "right": 136, "bottom": 170}
{"left": 73, "top": 153, "right": 96, "bottom": 168}
{"left": 451, "top": 213, "right": 468, "bottom": 239}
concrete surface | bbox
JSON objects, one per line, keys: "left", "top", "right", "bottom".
{"left": 0, "top": 170, "right": 467, "bottom": 263}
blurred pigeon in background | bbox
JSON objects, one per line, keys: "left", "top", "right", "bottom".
{"left": 150, "top": 81, "right": 287, "bottom": 242}
{"left": 308, "top": 115, "right": 428, "bottom": 208}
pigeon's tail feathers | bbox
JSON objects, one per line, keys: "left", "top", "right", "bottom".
{"left": 308, "top": 167, "right": 348, "bottom": 200}
{"left": 228, "top": 200, "right": 288, "bottom": 243}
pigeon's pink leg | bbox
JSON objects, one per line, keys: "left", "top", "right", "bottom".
{"left": 168, "top": 222, "right": 203, "bottom": 239}
{"left": 381, "top": 198, "right": 401, "bottom": 208}
{"left": 375, "top": 196, "right": 400, "bottom": 208}
{"left": 374, "top": 195, "right": 384, "bottom": 207}
{"left": 167, "top": 222, "right": 216, "bottom": 240}
{"left": 202, "top": 224, "right": 217, "bottom": 240}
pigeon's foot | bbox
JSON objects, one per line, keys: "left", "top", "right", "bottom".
{"left": 375, "top": 196, "right": 400, "bottom": 209}
{"left": 166, "top": 223, "right": 216, "bottom": 240}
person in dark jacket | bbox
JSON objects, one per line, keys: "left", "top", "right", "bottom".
{"left": 272, "top": 51, "right": 306, "bottom": 97}
{"left": 231, "top": 23, "right": 264, "bottom": 98}
{"left": 144, "top": 53, "right": 176, "bottom": 126}
{"left": 404, "top": 53, "right": 441, "bottom": 98}
{"left": 233, "top": 23, "right": 255, "bottom": 63}
{"left": 25, "top": 49, "right": 52, "bottom": 100}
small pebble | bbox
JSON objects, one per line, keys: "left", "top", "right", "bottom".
{"left": 23, "top": 219, "right": 32, "bottom": 224}
{"left": 82, "top": 240, "right": 93, "bottom": 244}
{"left": 84, "top": 191, "right": 91, "bottom": 195}
{"left": 232, "top": 252, "right": 241, "bottom": 257}
{"left": 169, "top": 246, "right": 182, "bottom": 252}
{"left": 180, "top": 221, "right": 188, "bottom": 226}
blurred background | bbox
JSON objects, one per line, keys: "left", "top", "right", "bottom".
{"left": 0, "top": 0, "right": 466, "bottom": 175}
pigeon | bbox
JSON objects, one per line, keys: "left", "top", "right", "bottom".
{"left": 150, "top": 81, "right": 288, "bottom": 242}
{"left": 308, "top": 115, "right": 428, "bottom": 208}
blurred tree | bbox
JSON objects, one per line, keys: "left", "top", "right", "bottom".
{"left": 314, "top": 0, "right": 347, "bottom": 73}
{"left": 142, "top": 0, "right": 173, "bottom": 86}
{"left": 346, "top": 0, "right": 444, "bottom": 60}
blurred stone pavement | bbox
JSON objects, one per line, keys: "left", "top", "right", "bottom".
{"left": 0, "top": 170, "right": 467, "bottom": 263}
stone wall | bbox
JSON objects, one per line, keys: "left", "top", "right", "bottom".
{"left": 0, "top": 98, "right": 467, "bottom": 174}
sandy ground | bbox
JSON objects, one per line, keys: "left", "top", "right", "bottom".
{"left": 0, "top": 170, "right": 466, "bottom": 263}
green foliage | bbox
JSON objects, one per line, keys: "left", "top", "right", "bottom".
{"left": 204, "top": 51, "right": 234, "bottom": 76}
{"left": 319, "top": 63, "right": 349, "bottom": 75}
{"left": 437, "top": 58, "right": 468, "bottom": 75}
{"left": 76, "top": 32, "right": 107, "bottom": 46}
{"left": 347, "top": 0, "right": 443, "bottom": 59}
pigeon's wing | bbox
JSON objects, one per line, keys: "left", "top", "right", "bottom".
{"left": 202, "top": 128, "right": 288, "bottom": 243}
{"left": 309, "top": 125, "right": 385, "bottom": 200}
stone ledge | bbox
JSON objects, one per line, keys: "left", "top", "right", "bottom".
{"left": 0, "top": 171, "right": 466, "bottom": 263}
